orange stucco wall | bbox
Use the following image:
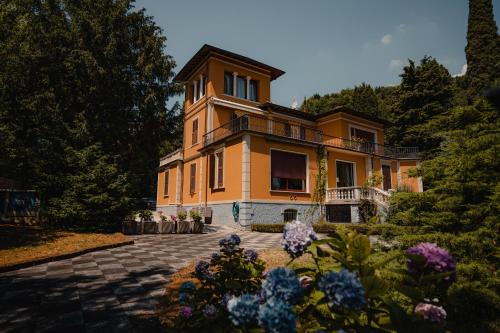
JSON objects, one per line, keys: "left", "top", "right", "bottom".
{"left": 327, "top": 151, "right": 367, "bottom": 188}
{"left": 250, "top": 136, "right": 317, "bottom": 202}
{"left": 182, "top": 158, "right": 200, "bottom": 205}
{"left": 399, "top": 161, "right": 420, "bottom": 192}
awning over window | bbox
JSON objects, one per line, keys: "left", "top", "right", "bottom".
{"left": 271, "top": 150, "right": 306, "bottom": 179}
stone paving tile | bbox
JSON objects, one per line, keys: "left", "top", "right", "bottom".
{"left": 0, "top": 225, "right": 281, "bottom": 332}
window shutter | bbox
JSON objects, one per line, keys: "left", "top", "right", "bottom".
{"left": 217, "top": 152, "right": 224, "bottom": 188}
{"left": 192, "top": 119, "right": 198, "bottom": 145}
{"left": 164, "top": 171, "right": 169, "bottom": 196}
{"left": 190, "top": 164, "right": 196, "bottom": 194}
{"left": 209, "top": 154, "right": 215, "bottom": 188}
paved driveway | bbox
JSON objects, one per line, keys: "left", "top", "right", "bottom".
{"left": 0, "top": 227, "right": 282, "bottom": 333}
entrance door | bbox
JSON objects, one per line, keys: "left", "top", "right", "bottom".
{"left": 382, "top": 165, "right": 392, "bottom": 191}
{"left": 336, "top": 161, "right": 355, "bottom": 187}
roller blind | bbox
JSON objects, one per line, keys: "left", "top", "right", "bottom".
{"left": 271, "top": 150, "right": 306, "bottom": 180}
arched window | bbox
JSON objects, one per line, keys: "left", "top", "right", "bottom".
{"left": 283, "top": 209, "right": 298, "bottom": 222}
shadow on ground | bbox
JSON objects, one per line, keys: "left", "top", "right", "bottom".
{"left": 0, "top": 224, "right": 62, "bottom": 250}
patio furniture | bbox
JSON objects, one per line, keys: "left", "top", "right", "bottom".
{"left": 177, "top": 220, "right": 190, "bottom": 233}
{"left": 158, "top": 220, "right": 175, "bottom": 233}
{"left": 143, "top": 221, "right": 158, "bottom": 234}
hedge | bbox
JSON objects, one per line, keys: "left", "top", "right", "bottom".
{"left": 250, "top": 223, "right": 420, "bottom": 236}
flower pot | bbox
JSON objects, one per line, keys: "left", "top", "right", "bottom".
{"left": 158, "top": 221, "right": 175, "bottom": 234}
{"left": 177, "top": 220, "right": 190, "bottom": 233}
{"left": 122, "top": 220, "right": 137, "bottom": 235}
{"left": 143, "top": 221, "right": 158, "bottom": 234}
{"left": 192, "top": 220, "right": 204, "bottom": 234}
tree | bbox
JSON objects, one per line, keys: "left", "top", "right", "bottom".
{"left": 350, "top": 83, "right": 380, "bottom": 118}
{"left": 465, "top": 0, "right": 500, "bottom": 94}
{"left": 0, "top": 0, "right": 182, "bottom": 230}
{"left": 386, "top": 57, "right": 453, "bottom": 156}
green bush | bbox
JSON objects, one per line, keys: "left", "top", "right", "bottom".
{"left": 250, "top": 223, "right": 285, "bottom": 233}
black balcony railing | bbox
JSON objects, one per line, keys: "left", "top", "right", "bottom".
{"left": 202, "top": 114, "right": 419, "bottom": 159}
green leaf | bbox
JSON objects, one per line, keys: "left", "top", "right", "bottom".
{"left": 348, "top": 234, "right": 371, "bottom": 263}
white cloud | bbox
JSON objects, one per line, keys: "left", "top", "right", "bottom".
{"left": 381, "top": 34, "right": 393, "bottom": 45}
{"left": 453, "top": 64, "right": 467, "bottom": 77}
{"left": 389, "top": 59, "right": 404, "bottom": 70}
{"left": 397, "top": 24, "right": 406, "bottom": 32}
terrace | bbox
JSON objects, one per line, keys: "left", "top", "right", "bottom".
{"left": 202, "top": 114, "right": 419, "bottom": 160}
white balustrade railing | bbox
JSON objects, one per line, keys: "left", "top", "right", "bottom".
{"left": 326, "top": 186, "right": 390, "bottom": 207}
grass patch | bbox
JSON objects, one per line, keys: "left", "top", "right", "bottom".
{"left": 0, "top": 224, "right": 128, "bottom": 268}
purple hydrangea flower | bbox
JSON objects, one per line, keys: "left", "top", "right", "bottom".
{"left": 406, "top": 243, "right": 456, "bottom": 282}
{"left": 219, "top": 234, "right": 241, "bottom": 252}
{"left": 258, "top": 297, "right": 296, "bottom": 333}
{"left": 227, "top": 294, "right": 260, "bottom": 326}
{"left": 210, "top": 252, "right": 221, "bottom": 263}
{"left": 202, "top": 304, "right": 218, "bottom": 319}
{"left": 243, "top": 249, "right": 259, "bottom": 262}
{"left": 414, "top": 303, "right": 447, "bottom": 324}
{"left": 282, "top": 220, "right": 317, "bottom": 258}
{"left": 319, "top": 269, "right": 366, "bottom": 311}
{"left": 180, "top": 306, "right": 193, "bottom": 318}
{"left": 262, "top": 267, "right": 303, "bottom": 304}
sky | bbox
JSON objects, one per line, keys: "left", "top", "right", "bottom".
{"left": 134, "top": 0, "right": 500, "bottom": 107}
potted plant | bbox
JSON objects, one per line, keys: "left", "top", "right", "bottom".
{"left": 190, "top": 210, "right": 204, "bottom": 233}
{"left": 122, "top": 212, "right": 139, "bottom": 235}
{"left": 177, "top": 211, "right": 190, "bottom": 233}
{"left": 140, "top": 209, "right": 157, "bottom": 234}
{"left": 158, "top": 212, "right": 175, "bottom": 234}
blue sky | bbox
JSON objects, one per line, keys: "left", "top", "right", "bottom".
{"left": 134, "top": 0, "right": 500, "bottom": 107}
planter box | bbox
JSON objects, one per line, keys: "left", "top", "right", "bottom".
{"left": 158, "top": 221, "right": 175, "bottom": 234}
{"left": 192, "top": 221, "right": 204, "bottom": 234}
{"left": 177, "top": 220, "right": 190, "bottom": 234}
{"left": 142, "top": 221, "right": 158, "bottom": 234}
{"left": 122, "top": 220, "right": 142, "bottom": 234}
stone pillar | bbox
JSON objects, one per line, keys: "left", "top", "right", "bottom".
{"left": 240, "top": 135, "right": 252, "bottom": 226}
{"left": 198, "top": 157, "right": 203, "bottom": 206}
{"left": 365, "top": 157, "right": 373, "bottom": 179}
{"left": 175, "top": 161, "right": 182, "bottom": 205}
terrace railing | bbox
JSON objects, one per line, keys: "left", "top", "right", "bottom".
{"left": 202, "top": 114, "right": 419, "bottom": 159}
{"left": 326, "top": 186, "right": 391, "bottom": 207}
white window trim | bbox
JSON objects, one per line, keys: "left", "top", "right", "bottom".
{"left": 214, "top": 147, "right": 225, "bottom": 189}
{"left": 335, "top": 159, "right": 357, "bottom": 188}
{"left": 269, "top": 148, "right": 309, "bottom": 193}
{"left": 348, "top": 124, "right": 378, "bottom": 144}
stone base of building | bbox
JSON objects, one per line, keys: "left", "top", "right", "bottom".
{"left": 157, "top": 202, "right": 363, "bottom": 226}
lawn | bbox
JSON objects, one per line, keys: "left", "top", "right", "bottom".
{"left": 0, "top": 224, "right": 128, "bottom": 268}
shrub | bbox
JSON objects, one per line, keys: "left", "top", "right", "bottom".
{"left": 177, "top": 211, "right": 187, "bottom": 222}
{"left": 250, "top": 223, "right": 285, "bottom": 233}
{"left": 138, "top": 209, "right": 153, "bottom": 222}
{"left": 189, "top": 210, "right": 202, "bottom": 223}
{"left": 358, "top": 198, "right": 377, "bottom": 224}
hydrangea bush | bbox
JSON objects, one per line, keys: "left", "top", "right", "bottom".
{"left": 170, "top": 222, "right": 457, "bottom": 333}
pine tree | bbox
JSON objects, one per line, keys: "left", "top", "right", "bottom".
{"left": 465, "top": 0, "right": 500, "bottom": 94}
{"left": 349, "top": 83, "right": 380, "bottom": 117}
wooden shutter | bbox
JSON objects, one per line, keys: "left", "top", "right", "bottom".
{"left": 163, "top": 170, "right": 169, "bottom": 196}
{"left": 192, "top": 119, "right": 198, "bottom": 145}
{"left": 209, "top": 154, "right": 215, "bottom": 188}
{"left": 217, "top": 151, "right": 224, "bottom": 188}
{"left": 190, "top": 164, "right": 196, "bottom": 194}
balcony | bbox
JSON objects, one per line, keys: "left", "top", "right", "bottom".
{"left": 202, "top": 114, "right": 419, "bottom": 159}
{"left": 326, "top": 186, "right": 391, "bottom": 208}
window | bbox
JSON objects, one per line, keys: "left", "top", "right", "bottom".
{"left": 284, "top": 123, "right": 291, "bottom": 137}
{"left": 350, "top": 127, "right": 375, "bottom": 143}
{"left": 189, "top": 163, "right": 196, "bottom": 194}
{"left": 192, "top": 119, "right": 198, "bottom": 145}
{"left": 299, "top": 126, "right": 306, "bottom": 140}
{"left": 249, "top": 80, "right": 258, "bottom": 101}
{"left": 236, "top": 76, "right": 247, "bottom": 99}
{"left": 224, "top": 72, "right": 233, "bottom": 95}
{"left": 336, "top": 161, "right": 355, "bottom": 187}
{"left": 163, "top": 170, "right": 169, "bottom": 196}
{"left": 209, "top": 150, "right": 224, "bottom": 189}
{"left": 283, "top": 209, "right": 298, "bottom": 222}
{"left": 271, "top": 150, "right": 307, "bottom": 192}
{"left": 191, "top": 76, "right": 206, "bottom": 103}
{"left": 326, "top": 205, "right": 351, "bottom": 223}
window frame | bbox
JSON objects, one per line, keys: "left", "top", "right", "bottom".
{"left": 249, "top": 79, "right": 258, "bottom": 101}
{"left": 269, "top": 148, "right": 309, "bottom": 193}
{"left": 191, "top": 118, "right": 199, "bottom": 146}
{"left": 335, "top": 159, "right": 357, "bottom": 188}
{"left": 348, "top": 124, "right": 378, "bottom": 144}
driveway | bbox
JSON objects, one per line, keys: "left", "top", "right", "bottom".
{"left": 0, "top": 226, "right": 282, "bottom": 332}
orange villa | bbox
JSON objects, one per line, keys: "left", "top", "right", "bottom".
{"left": 156, "top": 44, "right": 422, "bottom": 226}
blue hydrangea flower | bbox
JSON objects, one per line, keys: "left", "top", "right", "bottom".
{"left": 179, "top": 281, "right": 196, "bottom": 293}
{"left": 319, "top": 269, "right": 366, "bottom": 311}
{"left": 219, "top": 234, "right": 241, "bottom": 251}
{"left": 210, "top": 252, "right": 221, "bottom": 263}
{"left": 243, "top": 249, "right": 258, "bottom": 262}
{"left": 258, "top": 297, "right": 296, "bottom": 333}
{"left": 194, "top": 260, "right": 210, "bottom": 278}
{"left": 227, "top": 293, "right": 260, "bottom": 326}
{"left": 202, "top": 304, "right": 218, "bottom": 319}
{"left": 282, "top": 220, "right": 318, "bottom": 258}
{"left": 262, "top": 267, "right": 302, "bottom": 304}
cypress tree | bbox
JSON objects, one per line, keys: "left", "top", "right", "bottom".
{"left": 465, "top": 0, "right": 500, "bottom": 93}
